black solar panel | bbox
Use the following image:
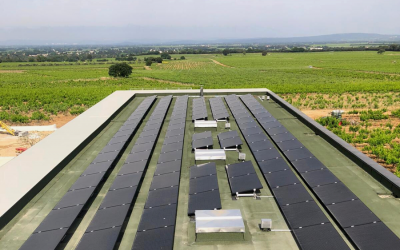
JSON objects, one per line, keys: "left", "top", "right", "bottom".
{"left": 313, "top": 182, "right": 357, "bottom": 205}
{"left": 258, "top": 116, "right": 277, "bottom": 123}
{"left": 137, "top": 204, "right": 177, "bottom": 231}
{"left": 192, "top": 137, "right": 213, "bottom": 149}
{"left": 190, "top": 162, "right": 217, "bottom": 179}
{"left": 131, "top": 142, "right": 154, "bottom": 153}
{"left": 150, "top": 172, "right": 180, "bottom": 190}
{"left": 110, "top": 172, "right": 142, "bottom": 190}
{"left": 265, "top": 126, "right": 288, "bottom": 135}
{"left": 132, "top": 226, "right": 175, "bottom": 250}
{"left": 301, "top": 169, "right": 340, "bottom": 187}
{"left": 34, "top": 205, "right": 83, "bottom": 233}
{"left": 272, "top": 184, "right": 312, "bottom": 205}
{"left": 19, "top": 228, "right": 68, "bottom": 250}
{"left": 139, "top": 129, "right": 158, "bottom": 138}
{"left": 81, "top": 161, "right": 112, "bottom": 176}
{"left": 291, "top": 157, "right": 326, "bottom": 173}
{"left": 92, "top": 151, "right": 120, "bottom": 164}
{"left": 248, "top": 139, "right": 274, "bottom": 152}
{"left": 165, "top": 128, "right": 184, "bottom": 137}
{"left": 218, "top": 130, "right": 239, "bottom": 140}
{"left": 271, "top": 132, "right": 296, "bottom": 142}
{"left": 284, "top": 147, "right": 313, "bottom": 161}
{"left": 241, "top": 126, "right": 263, "bottom": 136}
{"left": 142, "top": 123, "right": 161, "bottom": 132}
{"left": 154, "top": 161, "right": 182, "bottom": 175}
{"left": 245, "top": 133, "right": 268, "bottom": 143}
{"left": 193, "top": 131, "right": 212, "bottom": 141}
{"left": 276, "top": 139, "right": 304, "bottom": 151}
{"left": 345, "top": 221, "right": 400, "bottom": 250}
{"left": 239, "top": 121, "right": 256, "bottom": 129}
{"left": 69, "top": 173, "right": 105, "bottom": 191}
{"left": 189, "top": 175, "right": 219, "bottom": 194}
{"left": 118, "top": 161, "right": 147, "bottom": 175}
{"left": 293, "top": 223, "right": 350, "bottom": 250}
{"left": 135, "top": 135, "right": 157, "bottom": 145}
{"left": 86, "top": 204, "right": 130, "bottom": 232}
{"left": 220, "top": 137, "right": 243, "bottom": 148}
{"left": 235, "top": 116, "right": 254, "bottom": 124}
{"left": 258, "top": 157, "right": 289, "bottom": 173}
{"left": 253, "top": 148, "right": 281, "bottom": 161}
{"left": 264, "top": 170, "right": 299, "bottom": 188}
{"left": 145, "top": 186, "right": 179, "bottom": 208}
{"left": 158, "top": 150, "right": 182, "bottom": 163}
{"left": 75, "top": 227, "right": 121, "bottom": 250}
{"left": 261, "top": 120, "right": 283, "bottom": 129}
{"left": 107, "top": 135, "right": 129, "bottom": 145}
{"left": 164, "top": 135, "right": 183, "bottom": 145}
{"left": 228, "top": 174, "right": 263, "bottom": 194}
{"left": 226, "top": 161, "right": 256, "bottom": 177}
{"left": 327, "top": 199, "right": 380, "bottom": 228}
{"left": 282, "top": 201, "right": 330, "bottom": 229}
{"left": 99, "top": 186, "right": 138, "bottom": 209}
{"left": 54, "top": 187, "right": 95, "bottom": 209}
{"left": 100, "top": 142, "right": 124, "bottom": 154}
{"left": 188, "top": 190, "right": 222, "bottom": 216}
{"left": 169, "top": 123, "right": 185, "bottom": 130}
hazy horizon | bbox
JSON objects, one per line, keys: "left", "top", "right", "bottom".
{"left": 1, "top": 0, "right": 400, "bottom": 44}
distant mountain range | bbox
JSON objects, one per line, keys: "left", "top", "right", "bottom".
{"left": 0, "top": 32, "right": 399, "bottom": 46}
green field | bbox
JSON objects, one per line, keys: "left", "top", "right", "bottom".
{"left": 1, "top": 51, "right": 400, "bottom": 122}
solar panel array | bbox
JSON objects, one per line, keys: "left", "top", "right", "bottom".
{"left": 18, "top": 96, "right": 157, "bottom": 250}
{"left": 74, "top": 95, "right": 172, "bottom": 250}
{"left": 218, "top": 130, "right": 243, "bottom": 149}
{"left": 226, "top": 161, "right": 263, "bottom": 194}
{"left": 192, "top": 97, "right": 208, "bottom": 121}
{"left": 192, "top": 131, "right": 213, "bottom": 150}
{"left": 188, "top": 162, "right": 221, "bottom": 216}
{"left": 209, "top": 97, "right": 229, "bottom": 120}
{"left": 240, "top": 94, "right": 400, "bottom": 250}
{"left": 225, "top": 94, "right": 349, "bottom": 250}
{"left": 131, "top": 95, "right": 188, "bottom": 250}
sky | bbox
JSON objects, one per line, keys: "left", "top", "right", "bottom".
{"left": 0, "top": 0, "right": 399, "bottom": 44}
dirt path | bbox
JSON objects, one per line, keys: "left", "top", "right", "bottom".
{"left": 140, "top": 77, "right": 195, "bottom": 86}
{"left": 210, "top": 59, "right": 234, "bottom": 68}
{"left": 144, "top": 66, "right": 152, "bottom": 70}
{"left": 354, "top": 70, "right": 400, "bottom": 77}
{"left": 0, "top": 70, "right": 26, "bottom": 73}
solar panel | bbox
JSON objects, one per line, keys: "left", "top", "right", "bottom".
{"left": 192, "top": 137, "right": 213, "bottom": 149}
{"left": 19, "top": 228, "right": 69, "bottom": 250}
{"left": 150, "top": 172, "right": 180, "bottom": 190}
{"left": 276, "top": 139, "right": 304, "bottom": 151}
{"left": 283, "top": 147, "right": 313, "bottom": 161}
{"left": 137, "top": 204, "right": 177, "bottom": 231}
{"left": 99, "top": 186, "right": 138, "bottom": 209}
{"left": 81, "top": 161, "right": 112, "bottom": 176}
{"left": 119, "top": 124, "right": 137, "bottom": 132}
{"left": 142, "top": 123, "right": 161, "bottom": 132}
{"left": 165, "top": 128, "right": 184, "bottom": 137}
{"left": 293, "top": 223, "right": 350, "bottom": 250}
{"left": 139, "top": 129, "right": 158, "bottom": 138}
{"left": 301, "top": 169, "right": 340, "bottom": 187}
{"left": 132, "top": 226, "right": 175, "bottom": 250}
{"left": 228, "top": 174, "right": 263, "bottom": 194}
{"left": 345, "top": 222, "right": 400, "bottom": 250}
{"left": 69, "top": 173, "right": 105, "bottom": 191}
{"left": 241, "top": 126, "right": 263, "bottom": 136}
{"left": 264, "top": 170, "right": 299, "bottom": 188}
{"left": 190, "top": 162, "right": 217, "bottom": 179}
{"left": 291, "top": 157, "right": 326, "bottom": 173}
{"left": 327, "top": 199, "right": 380, "bottom": 228}
{"left": 193, "top": 131, "right": 212, "bottom": 141}
{"left": 118, "top": 161, "right": 147, "bottom": 175}
{"left": 188, "top": 190, "right": 222, "bottom": 216}
{"left": 312, "top": 182, "right": 357, "bottom": 205}
{"left": 218, "top": 130, "right": 239, "bottom": 140}
{"left": 189, "top": 175, "right": 219, "bottom": 194}
{"left": 248, "top": 139, "right": 274, "bottom": 152}
{"left": 145, "top": 186, "right": 179, "bottom": 208}
{"left": 245, "top": 133, "right": 268, "bottom": 143}
{"left": 54, "top": 187, "right": 95, "bottom": 209}
{"left": 271, "top": 132, "right": 296, "bottom": 142}
{"left": 272, "top": 184, "right": 312, "bottom": 205}
{"left": 226, "top": 161, "right": 256, "bottom": 177}
{"left": 281, "top": 201, "right": 330, "bottom": 229}
{"left": 169, "top": 123, "right": 185, "bottom": 130}
{"left": 92, "top": 150, "right": 120, "bottom": 164}
{"left": 75, "top": 227, "right": 121, "bottom": 250}
{"left": 253, "top": 148, "right": 281, "bottom": 161}
{"left": 258, "top": 116, "right": 277, "bottom": 123}
{"left": 258, "top": 157, "right": 289, "bottom": 173}
{"left": 131, "top": 142, "right": 154, "bottom": 153}
{"left": 34, "top": 205, "right": 83, "bottom": 232}
{"left": 86, "top": 204, "right": 130, "bottom": 232}
{"left": 107, "top": 135, "right": 129, "bottom": 145}
{"left": 219, "top": 137, "right": 243, "bottom": 148}
{"left": 239, "top": 121, "right": 257, "bottom": 129}
{"left": 164, "top": 135, "right": 183, "bottom": 145}
{"left": 158, "top": 150, "right": 182, "bottom": 164}
{"left": 265, "top": 126, "right": 288, "bottom": 135}
{"left": 110, "top": 172, "right": 142, "bottom": 190}
{"left": 161, "top": 142, "right": 183, "bottom": 154}
{"left": 154, "top": 161, "right": 182, "bottom": 175}
{"left": 261, "top": 120, "right": 283, "bottom": 129}
{"left": 100, "top": 142, "right": 124, "bottom": 154}
{"left": 125, "top": 150, "right": 151, "bottom": 163}
{"left": 235, "top": 116, "right": 254, "bottom": 124}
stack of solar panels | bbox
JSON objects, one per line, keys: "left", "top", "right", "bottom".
{"left": 19, "top": 96, "right": 157, "bottom": 250}
{"left": 192, "top": 131, "right": 213, "bottom": 150}
{"left": 131, "top": 95, "right": 188, "bottom": 250}
{"left": 240, "top": 94, "right": 400, "bottom": 250}
{"left": 209, "top": 97, "right": 229, "bottom": 120}
{"left": 188, "top": 162, "right": 221, "bottom": 216}
{"left": 225, "top": 94, "right": 349, "bottom": 250}
{"left": 75, "top": 95, "right": 172, "bottom": 250}
{"left": 192, "top": 97, "right": 208, "bottom": 121}
{"left": 226, "top": 161, "right": 263, "bottom": 194}
{"left": 218, "top": 130, "right": 242, "bottom": 149}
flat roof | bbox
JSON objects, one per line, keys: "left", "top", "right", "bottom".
{"left": 1, "top": 89, "right": 399, "bottom": 250}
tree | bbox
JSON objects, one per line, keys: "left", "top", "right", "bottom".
{"left": 146, "top": 60, "right": 152, "bottom": 66}
{"left": 180, "top": 56, "right": 186, "bottom": 60}
{"left": 222, "top": 49, "right": 230, "bottom": 56}
{"left": 377, "top": 49, "right": 385, "bottom": 55}
{"left": 243, "top": 50, "right": 246, "bottom": 56}
{"left": 161, "top": 53, "right": 171, "bottom": 60}
{"left": 262, "top": 51, "right": 268, "bottom": 56}
{"left": 87, "top": 54, "right": 93, "bottom": 61}
{"left": 108, "top": 62, "right": 133, "bottom": 77}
